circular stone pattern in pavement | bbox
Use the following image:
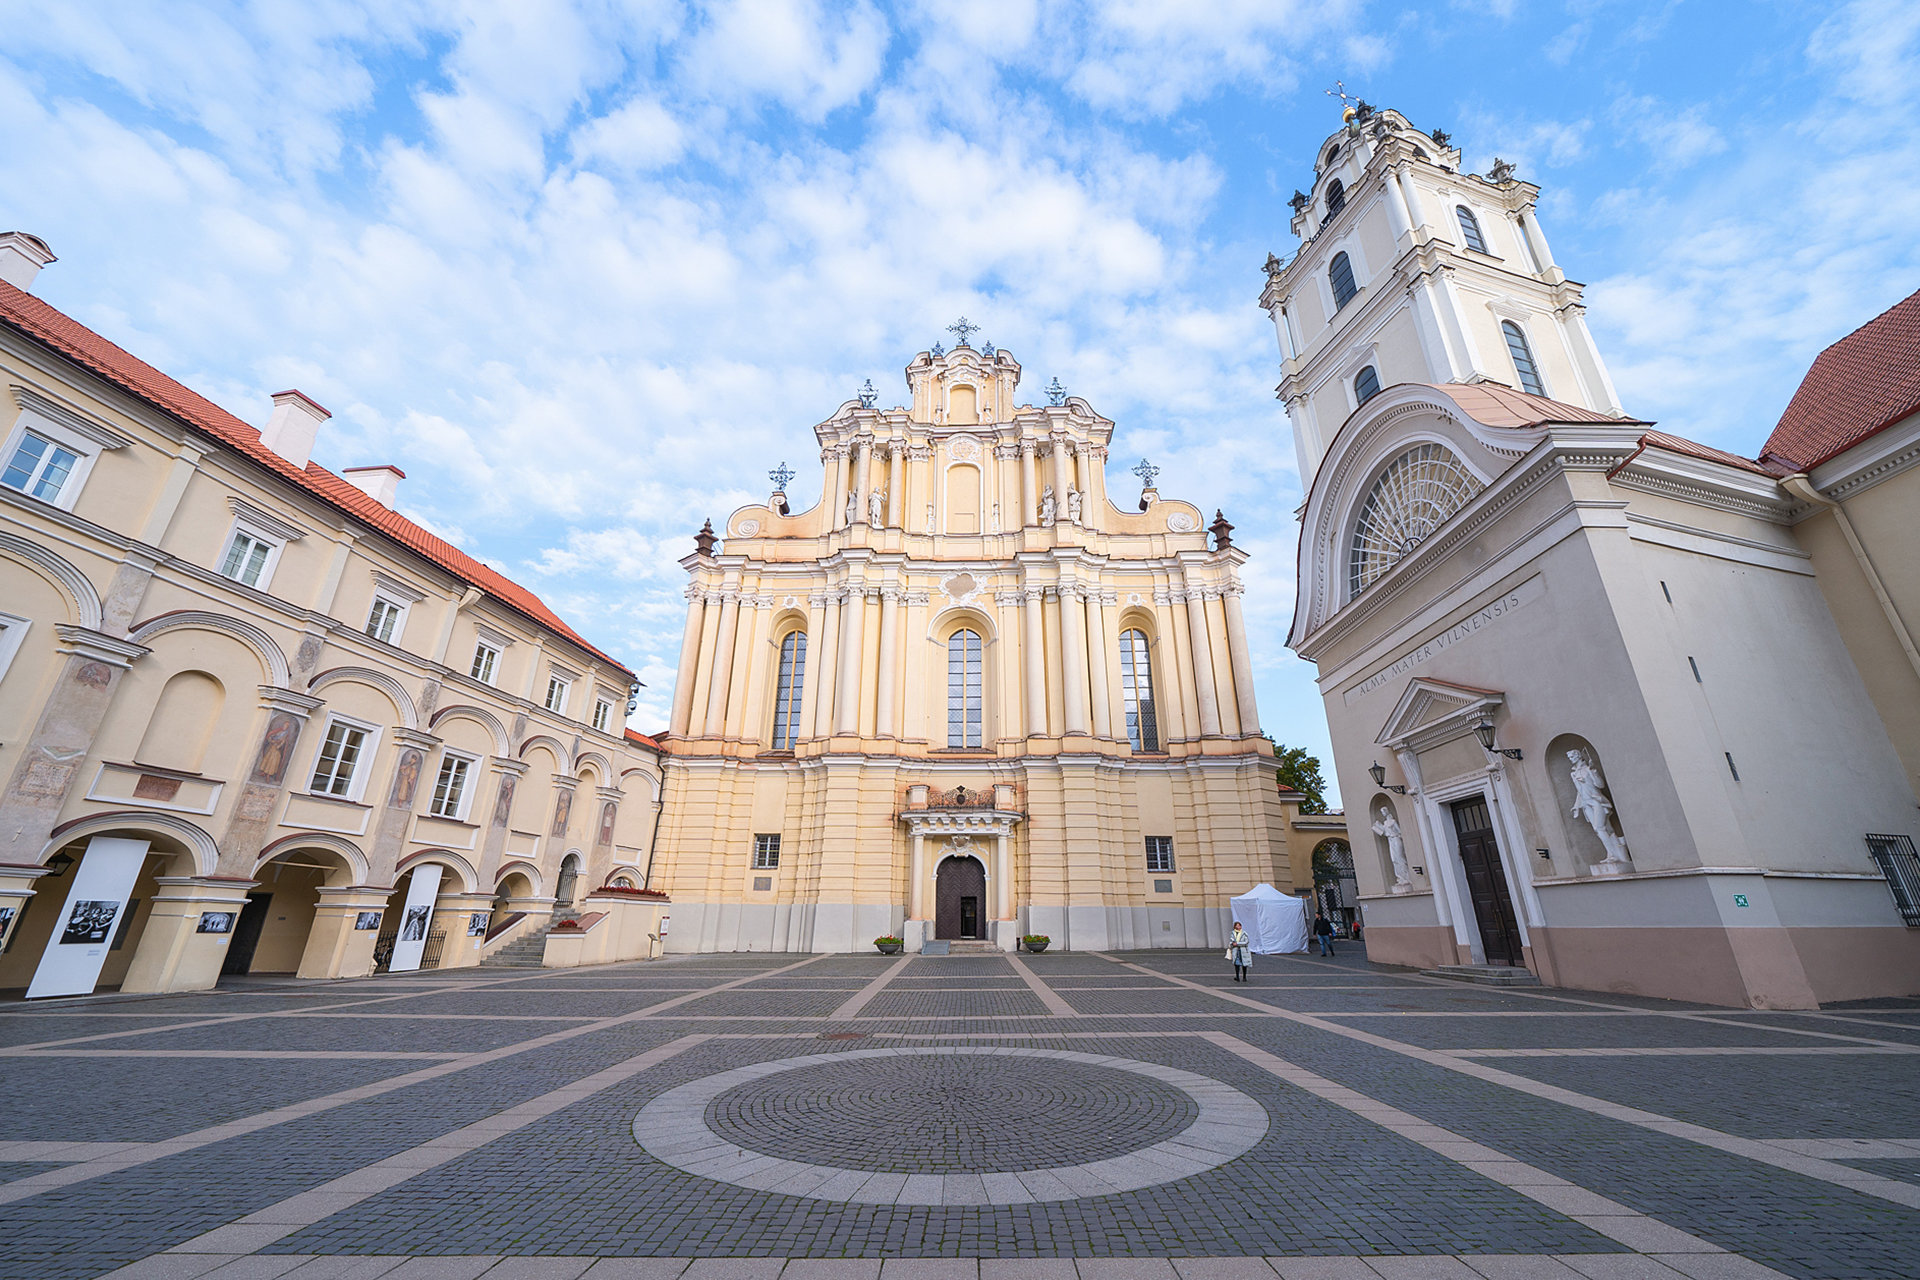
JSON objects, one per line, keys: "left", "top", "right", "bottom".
{"left": 708, "top": 1053, "right": 1199, "bottom": 1172}
{"left": 633, "top": 1046, "right": 1269, "bottom": 1205}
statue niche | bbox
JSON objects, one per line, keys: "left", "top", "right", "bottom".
{"left": 1545, "top": 734, "right": 1633, "bottom": 875}
{"left": 1369, "top": 796, "right": 1413, "bottom": 893}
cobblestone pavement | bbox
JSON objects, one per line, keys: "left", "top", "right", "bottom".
{"left": 2, "top": 949, "right": 1917, "bottom": 1279}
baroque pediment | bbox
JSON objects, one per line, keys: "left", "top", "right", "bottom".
{"left": 1375, "top": 677, "right": 1503, "bottom": 749}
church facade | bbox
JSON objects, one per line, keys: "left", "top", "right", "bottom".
{"left": 1271, "top": 105, "right": 1920, "bottom": 1007}
{"left": 650, "top": 336, "right": 1296, "bottom": 953}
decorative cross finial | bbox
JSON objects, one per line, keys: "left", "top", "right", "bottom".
{"left": 1326, "top": 80, "right": 1355, "bottom": 112}
{"left": 931, "top": 341, "right": 945, "bottom": 358}
{"left": 946, "top": 317, "right": 980, "bottom": 347}
{"left": 769, "top": 461, "right": 795, "bottom": 491}
{"left": 1045, "top": 377, "right": 1066, "bottom": 407}
{"left": 857, "top": 379, "right": 877, "bottom": 409}
{"left": 1132, "top": 458, "right": 1161, "bottom": 489}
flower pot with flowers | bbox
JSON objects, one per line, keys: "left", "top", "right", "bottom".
{"left": 874, "top": 936, "right": 903, "bottom": 954}
{"left": 1022, "top": 935, "right": 1050, "bottom": 953}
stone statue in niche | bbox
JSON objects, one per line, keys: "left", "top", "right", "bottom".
{"left": 844, "top": 491, "right": 858, "bottom": 526}
{"left": 988, "top": 503, "right": 1001, "bottom": 534}
{"left": 868, "top": 488, "right": 886, "bottom": 527}
{"left": 1066, "top": 486, "right": 1083, "bottom": 524}
{"left": 1371, "top": 810, "right": 1413, "bottom": 891}
{"left": 924, "top": 502, "right": 935, "bottom": 535}
{"left": 1039, "top": 485, "right": 1056, "bottom": 526}
{"left": 1567, "top": 749, "right": 1632, "bottom": 871}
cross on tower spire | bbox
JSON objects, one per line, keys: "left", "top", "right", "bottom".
{"left": 946, "top": 317, "right": 980, "bottom": 348}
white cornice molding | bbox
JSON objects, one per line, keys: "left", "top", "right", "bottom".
{"left": 1806, "top": 411, "right": 1920, "bottom": 503}
{"left": 9, "top": 384, "right": 133, "bottom": 449}
{"left": 227, "top": 495, "right": 310, "bottom": 543}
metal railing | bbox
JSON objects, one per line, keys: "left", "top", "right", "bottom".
{"left": 1866, "top": 834, "right": 1920, "bottom": 927}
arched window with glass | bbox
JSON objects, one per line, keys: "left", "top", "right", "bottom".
{"left": 1353, "top": 365, "right": 1382, "bottom": 405}
{"left": 770, "top": 631, "right": 806, "bottom": 749}
{"left": 1329, "top": 252, "right": 1358, "bottom": 309}
{"left": 1118, "top": 629, "right": 1160, "bottom": 752}
{"left": 1325, "top": 179, "right": 1346, "bottom": 217}
{"left": 1501, "top": 320, "right": 1545, "bottom": 396}
{"left": 947, "top": 629, "right": 983, "bottom": 748}
{"left": 1455, "top": 205, "right": 1487, "bottom": 253}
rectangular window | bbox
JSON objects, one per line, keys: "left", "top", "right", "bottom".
{"left": 753, "top": 833, "right": 781, "bottom": 870}
{"left": 593, "top": 698, "right": 614, "bottom": 733}
{"left": 428, "top": 754, "right": 472, "bottom": 819}
{"left": 470, "top": 641, "right": 500, "bottom": 684}
{"left": 1, "top": 430, "right": 80, "bottom": 503}
{"left": 1145, "top": 836, "right": 1175, "bottom": 874}
{"left": 220, "top": 528, "right": 276, "bottom": 588}
{"left": 545, "top": 674, "right": 570, "bottom": 714}
{"left": 1866, "top": 834, "right": 1920, "bottom": 927}
{"left": 309, "top": 721, "right": 369, "bottom": 797}
{"left": 366, "top": 597, "right": 405, "bottom": 644}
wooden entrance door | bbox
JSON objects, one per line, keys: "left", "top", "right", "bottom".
{"left": 935, "top": 857, "right": 986, "bottom": 940}
{"left": 1449, "top": 797, "right": 1523, "bottom": 967}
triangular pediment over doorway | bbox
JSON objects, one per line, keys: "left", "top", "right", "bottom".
{"left": 1375, "top": 677, "right": 1504, "bottom": 749}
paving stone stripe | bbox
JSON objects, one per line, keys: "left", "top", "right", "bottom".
{"left": 1005, "top": 956, "right": 1080, "bottom": 1018}
{"left": 1110, "top": 957, "right": 1920, "bottom": 1213}
{"left": 827, "top": 958, "right": 915, "bottom": 1020}
{"left": 0, "top": 956, "right": 825, "bottom": 1208}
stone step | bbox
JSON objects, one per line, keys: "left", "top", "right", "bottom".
{"left": 1422, "top": 964, "right": 1542, "bottom": 986}
{"left": 946, "top": 940, "right": 1002, "bottom": 955}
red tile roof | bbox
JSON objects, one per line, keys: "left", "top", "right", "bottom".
{"left": 1427, "top": 381, "right": 1643, "bottom": 429}
{"left": 1632, "top": 430, "right": 1780, "bottom": 478}
{"left": 1761, "top": 288, "right": 1920, "bottom": 472}
{"left": 0, "top": 278, "right": 633, "bottom": 679}
{"left": 625, "top": 728, "right": 661, "bottom": 752}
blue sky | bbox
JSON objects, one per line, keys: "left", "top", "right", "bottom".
{"left": 4, "top": 0, "right": 1917, "bottom": 804}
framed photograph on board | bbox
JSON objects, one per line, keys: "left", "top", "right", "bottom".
{"left": 354, "top": 911, "right": 383, "bottom": 931}
{"left": 400, "top": 905, "right": 430, "bottom": 941}
{"left": 61, "top": 900, "right": 120, "bottom": 945}
{"left": 467, "top": 912, "right": 487, "bottom": 936}
{"left": 196, "top": 911, "right": 237, "bottom": 934}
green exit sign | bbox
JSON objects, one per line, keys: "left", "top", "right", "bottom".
{"left": 1733, "top": 894, "right": 1750, "bottom": 908}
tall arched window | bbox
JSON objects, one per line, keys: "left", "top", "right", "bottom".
{"left": 1329, "top": 252, "right": 1358, "bottom": 309}
{"left": 1325, "top": 179, "right": 1346, "bottom": 217}
{"left": 771, "top": 631, "right": 806, "bottom": 749}
{"left": 947, "top": 629, "right": 983, "bottom": 749}
{"left": 1118, "top": 629, "right": 1159, "bottom": 752}
{"left": 1348, "top": 443, "right": 1486, "bottom": 596}
{"left": 1353, "top": 365, "right": 1382, "bottom": 405}
{"left": 1455, "top": 205, "right": 1487, "bottom": 253}
{"left": 1501, "top": 320, "right": 1545, "bottom": 396}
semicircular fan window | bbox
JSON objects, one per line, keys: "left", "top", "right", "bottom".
{"left": 1347, "top": 444, "right": 1484, "bottom": 598}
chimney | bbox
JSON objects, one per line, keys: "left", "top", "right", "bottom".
{"left": 259, "top": 389, "right": 330, "bottom": 469}
{"left": 342, "top": 464, "right": 405, "bottom": 509}
{"left": 0, "top": 232, "right": 57, "bottom": 291}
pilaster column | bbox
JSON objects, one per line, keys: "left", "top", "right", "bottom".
{"left": 366, "top": 727, "right": 440, "bottom": 884}
{"left": 798, "top": 591, "right": 829, "bottom": 743}
{"left": 476, "top": 757, "right": 529, "bottom": 883}
{"left": 852, "top": 437, "right": 872, "bottom": 530}
{"left": 886, "top": 442, "right": 904, "bottom": 528}
{"left": 874, "top": 587, "right": 901, "bottom": 738}
{"left": 1019, "top": 441, "right": 1038, "bottom": 526}
{"left": 834, "top": 585, "right": 868, "bottom": 736}
{"left": 1221, "top": 583, "right": 1260, "bottom": 737}
{"left": 810, "top": 590, "right": 842, "bottom": 739}
{"left": 1049, "top": 439, "right": 1070, "bottom": 515}
{"left": 683, "top": 597, "right": 719, "bottom": 734}
{"left": 994, "top": 830, "right": 1011, "bottom": 921}
{"left": 215, "top": 686, "right": 327, "bottom": 876}
{"left": 909, "top": 830, "right": 927, "bottom": 921}
{"left": 1084, "top": 589, "right": 1113, "bottom": 739}
{"left": 1183, "top": 589, "right": 1223, "bottom": 737}
{"left": 1060, "top": 586, "right": 1091, "bottom": 737}
{"left": 1397, "top": 167, "right": 1428, "bottom": 239}
{"left": 732, "top": 594, "right": 775, "bottom": 743}
{"left": 701, "top": 590, "right": 741, "bottom": 738}
{"left": 0, "top": 626, "right": 150, "bottom": 863}
{"left": 1022, "top": 588, "right": 1048, "bottom": 738}
{"left": 1152, "top": 591, "right": 1194, "bottom": 742}
{"left": 1085, "top": 446, "right": 1108, "bottom": 529}
{"left": 825, "top": 445, "right": 848, "bottom": 529}
{"left": 668, "top": 588, "right": 706, "bottom": 736}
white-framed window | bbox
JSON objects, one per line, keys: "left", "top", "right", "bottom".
{"left": 1145, "top": 836, "right": 1175, "bottom": 873}
{"left": 308, "top": 716, "right": 378, "bottom": 800}
{"left": 427, "top": 751, "right": 475, "bottom": 819}
{"left": 0, "top": 610, "right": 30, "bottom": 685}
{"left": 753, "top": 833, "right": 781, "bottom": 869}
{"left": 365, "top": 595, "right": 408, "bottom": 645}
{"left": 544, "top": 673, "right": 572, "bottom": 715}
{"left": 592, "top": 696, "right": 615, "bottom": 734}
{"left": 470, "top": 640, "right": 501, "bottom": 685}
{"left": 0, "top": 399, "right": 120, "bottom": 512}
{"left": 1, "top": 429, "right": 81, "bottom": 504}
{"left": 218, "top": 524, "right": 282, "bottom": 589}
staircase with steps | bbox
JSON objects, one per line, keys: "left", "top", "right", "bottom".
{"left": 947, "top": 939, "right": 1002, "bottom": 955}
{"left": 480, "top": 907, "right": 580, "bottom": 969}
{"left": 1421, "top": 963, "right": 1541, "bottom": 987}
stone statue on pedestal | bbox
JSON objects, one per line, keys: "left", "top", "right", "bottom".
{"left": 868, "top": 488, "right": 886, "bottom": 528}
{"left": 1568, "top": 749, "right": 1631, "bottom": 870}
{"left": 844, "top": 491, "right": 857, "bottom": 526}
{"left": 1066, "top": 486, "right": 1083, "bottom": 524}
{"left": 1372, "top": 811, "right": 1413, "bottom": 891}
{"left": 1039, "top": 485, "right": 1056, "bottom": 526}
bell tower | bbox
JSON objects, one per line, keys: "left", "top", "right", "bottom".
{"left": 1261, "top": 98, "right": 1624, "bottom": 488}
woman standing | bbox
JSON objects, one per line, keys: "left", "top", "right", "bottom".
{"left": 1227, "top": 921, "right": 1252, "bottom": 982}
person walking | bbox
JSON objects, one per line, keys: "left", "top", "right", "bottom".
{"left": 1227, "top": 921, "right": 1252, "bottom": 982}
{"left": 1314, "top": 912, "right": 1336, "bottom": 957}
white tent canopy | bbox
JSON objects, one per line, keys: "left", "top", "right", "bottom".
{"left": 1229, "top": 883, "right": 1310, "bottom": 954}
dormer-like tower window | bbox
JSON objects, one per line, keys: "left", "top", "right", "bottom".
{"left": 1325, "top": 179, "right": 1346, "bottom": 217}
{"left": 1455, "top": 206, "right": 1487, "bottom": 254}
{"left": 1329, "top": 253, "right": 1358, "bottom": 310}
{"left": 1354, "top": 365, "right": 1382, "bottom": 405}
{"left": 1501, "top": 321, "right": 1545, "bottom": 396}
